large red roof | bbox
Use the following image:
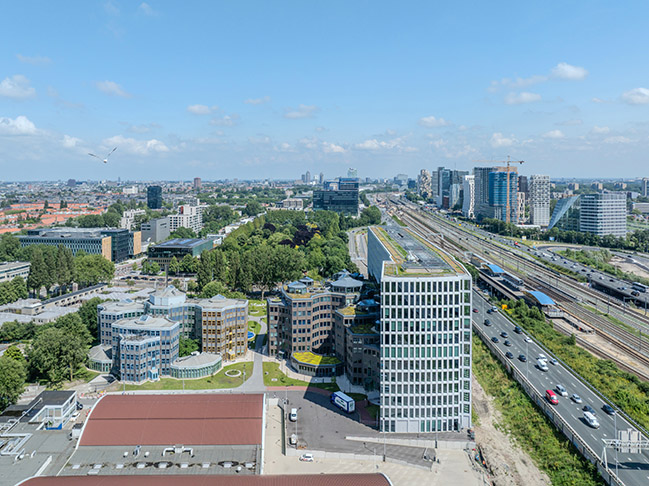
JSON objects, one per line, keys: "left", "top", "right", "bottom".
{"left": 19, "top": 475, "right": 392, "bottom": 486}
{"left": 80, "top": 394, "right": 263, "bottom": 446}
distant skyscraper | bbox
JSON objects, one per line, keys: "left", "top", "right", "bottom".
{"left": 518, "top": 175, "right": 528, "bottom": 196}
{"left": 417, "top": 169, "right": 433, "bottom": 200}
{"left": 319, "top": 172, "right": 324, "bottom": 184}
{"left": 488, "top": 170, "right": 519, "bottom": 223}
{"left": 462, "top": 175, "right": 475, "bottom": 219}
{"left": 305, "top": 171, "right": 311, "bottom": 183}
{"left": 529, "top": 174, "right": 550, "bottom": 227}
{"left": 568, "top": 182, "right": 580, "bottom": 191}
{"left": 473, "top": 167, "right": 496, "bottom": 220}
{"left": 67, "top": 179, "right": 76, "bottom": 187}
{"left": 643, "top": 178, "right": 649, "bottom": 197}
{"left": 147, "top": 185, "right": 162, "bottom": 209}
{"left": 591, "top": 182, "right": 604, "bottom": 190}
{"left": 347, "top": 168, "right": 358, "bottom": 178}
{"left": 193, "top": 177, "right": 202, "bottom": 190}
{"left": 517, "top": 192, "right": 526, "bottom": 223}
{"left": 580, "top": 192, "right": 627, "bottom": 237}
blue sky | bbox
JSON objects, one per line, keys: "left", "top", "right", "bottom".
{"left": 1, "top": 1, "right": 649, "bottom": 181}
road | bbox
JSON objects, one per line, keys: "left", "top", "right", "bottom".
{"left": 347, "top": 228, "right": 368, "bottom": 276}
{"left": 472, "top": 291, "right": 649, "bottom": 486}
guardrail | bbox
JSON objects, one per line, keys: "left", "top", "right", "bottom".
{"left": 477, "top": 292, "right": 649, "bottom": 442}
{"left": 472, "top": 320, "right": 624, "bottom": 486}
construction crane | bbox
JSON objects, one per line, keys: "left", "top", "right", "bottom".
{"left": 474, "top": 156, "right": 525, "bottom": 223}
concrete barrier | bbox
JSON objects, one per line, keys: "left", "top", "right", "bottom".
{"left": 345, "top": 436, "right": 475, "bottom": 451}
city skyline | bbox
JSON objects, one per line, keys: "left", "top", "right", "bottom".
{"left": 2, "top": 2, "right": 649, "bottom": 180}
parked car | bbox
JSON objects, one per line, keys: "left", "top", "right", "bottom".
{"left": 484, "top": 319, "right": 491, "bottom": 326}
{"left": 602, "top": 404, "right": 616, "bottom": 415}
{"left": 289, "top": 408, "right": 298, "bottom": 422}
{"left": 299, "top": 453, "right": 314, "bottom": 462}
{"left": 571, "top": 394, "right": 582, "bottom": 404}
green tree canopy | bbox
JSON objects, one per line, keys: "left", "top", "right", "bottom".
{"left": 0, "top": 356, "right": 27, "bottom": 409}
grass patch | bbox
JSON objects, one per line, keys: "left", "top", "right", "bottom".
{"left": 263, "top": 362, "right": 310, "bottom": 387}
{"left": 248, "top": 321, "right": 261, "bottom": 334}
{"left": 123, "top": 362, "right": 253, "bottom": 391}
{"left": 292, "top": 351, "right": 341, "bottom": 366}
{"left": 473, "top": 334, "right": 604, "bottom": 486}
{"left": 391, "top": 215, "right": 406, "bottom": 227}
{"left": 366, "top": 403, "right": 380, "bottom": 420}
{"left": 76, "top": 367, "right": 102, "bottom": 383}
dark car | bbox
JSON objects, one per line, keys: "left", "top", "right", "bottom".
{"left": 473, "top": 308, "right": 479, "bottom": 313}
{"left": 602, "top": 404, "right": 616, "bottom": 415}
{"left": 486, "top": 309, "right": 493, "bottom": 314}
{"left": 514, "top": 326, "right": 522, "bottom": 334}
{"left": 505, "top": 351, "right": 514, "bottom": 359}
{"left": 484, "top": 319, "right": 491, "bottom": 326}
{"left": 491, "top": 337, "right": 499, "bottom": 343}
{"left": 500, "top": 331, "right": 508, "bottom": 338}
{"left": 609, "top": 278, "right": 614, "bottom": 282}
{"left": 76, "top": 402, "right": 84, "bottom": 410}
{"left": 518, "top": 354, "right": 527, "bottom": 362}
{"left": 583, "top": 405, "right": 596, "bottom": 415}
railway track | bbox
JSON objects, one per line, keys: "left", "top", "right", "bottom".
{"left": 396, "top": 205, "right": 649, "bottom": 380}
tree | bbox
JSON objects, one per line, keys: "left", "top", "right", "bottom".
{"left": 54, "top": 313, "right": 93, "bottom": 347}
{"left": 0, "top": 356, "right": 27, "bottom": 409}
{"left": 200, "top": 280, "right": 229, "bottom": 298}
{"left": 4, "top": 345, "right": 24, "bottom": 362}
{"left": 169, "top": 227, "right": 196, "bottom": 239}
{"left": 179, "top": 337, "right": 199, "bottom": 357}
{"left": 27, "top": 247, "right": 47, "bottom": 295}
{"left": 78, "top": 297, "right": 104, "bottom": 342}
{"left": 168, "top": 256, "right": 180, "bottom": 275}
{"left": 10, "top": 276, "right": 28, "bottom": 301}
{"left": 75, "top": 254, "right": 115, "bottom": 286}
{"left": 29, "top": 327, "right": 88, "bottom": 384}
{"left": 243, "top": 201, "right": 263, "bottom": 217}
{"left": 180, "top": 254, "right": 198, "bottom": 274}
{"left": 0, "top": 234, "right": 21, "bottom": 262}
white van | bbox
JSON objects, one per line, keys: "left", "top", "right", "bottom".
{"left": 584, "top": 411, "right": 600, "bottom": 428}
{"left": 537, "top": 359, "right": 549, "bottom": 372}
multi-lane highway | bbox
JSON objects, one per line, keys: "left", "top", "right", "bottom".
{"left": 472, "top": 290, "right": 649, "bottom": 486}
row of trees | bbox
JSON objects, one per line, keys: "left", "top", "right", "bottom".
{"left": 0, "top": 276, "right": 28, "bottom": 306}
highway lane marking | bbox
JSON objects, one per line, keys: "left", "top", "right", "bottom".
{"left": 591, "top": 434, "right": 597, "bottom": 440}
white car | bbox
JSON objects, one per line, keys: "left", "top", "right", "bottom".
{"left": 299, "top": 453, "right": 314, "bottom": 462}
{"left": 524, "top": 337, "right": 532, "bottom": 343}
{"left": 555, "top": 384, "right": 568, "bottom": 397}
{"left": 537, "top": 354, "right": 547, "bottom": 361}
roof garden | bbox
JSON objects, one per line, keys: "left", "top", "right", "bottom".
{"left": 292, "top": 352, "right": 341, "bottom": 366}
{"left": 350, "top": 323, "right": 378, "bottom": 334}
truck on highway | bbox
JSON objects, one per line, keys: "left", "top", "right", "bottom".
{"left": 330, "top": 391, "right": 355, "bottom": 413}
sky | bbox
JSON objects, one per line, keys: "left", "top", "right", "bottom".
{"left": 1, "top": 1, "right": 649, "bottom": 181}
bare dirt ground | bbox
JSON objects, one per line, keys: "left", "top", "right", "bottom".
{"left": 610, "top": 256, "right": 649, "bottom": 280}
{"left": 472, "top": 376, "right": 550, "bottom": 486}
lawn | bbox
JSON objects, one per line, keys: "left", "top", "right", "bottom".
{"left": 77, "top": 367, "right": 102, "bottom": 383}
{"left": 248, "top": 321, "right": 261, "bottom": 334}
{"left": 123, "top": 362, "right": 253, "bottom": 391}
{"left": 262, "top": 362, "right": 340, "bottom": 393}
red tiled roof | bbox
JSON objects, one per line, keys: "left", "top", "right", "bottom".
{"left": 19, "top": 475, "right": 392, "bottom": 486}
{"left": 80, "top": 394, "right": 263, "bottom": 446}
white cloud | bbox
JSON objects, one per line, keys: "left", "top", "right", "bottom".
{"left": 551, "top": 62, "right": 588, "bottom": 80}
{"left": 490, "top": 132, "right": 516, "bottom": 148}
{"left": 592, "top": 97, "right": 607, "bottom": 103}
{"left": 102, "top": 135, "right": 169, "bottom": 155}
{"left": 0, "top": 75, "right": 36, "bottom": 99}
{"left": 210, "top": 114, "right": 238, "bottom": 126}
{"left": 284, "top": 104, "right": 318, "bottom": 119}
{"left": 62, "top": 135, "right": 82, "bottom": 148}
{"left": 542, "top": 129, "right": 565, "bottom": 139}
{"left": 322, "top": 142, "right": 345, "bottom": 153}
{"left": 187, "top": 104, "right": 216, "bottom": 115}
{"left": 95, "top": 80, "right": 130, "bottom": 98}
{"left": 355, "top": 139, "right": 402, "bottom": 150}
{"left": 504, "top": 92, "right": 541, "bottom": 105}
{"left": 418, "top": 115, "right": 449, "bottom": 128}
{"left": 621, "top": 88, "right": 649, "bottom": 105}
{"left": 244, "top": 96, "right": 270, "bottom": 105}
{"left": 591, "top": 126, "right": 610, "bottom": 134}
{"left": 138, "top": 2, "right": 156, "bottom": 15}
{"left": 0, "top": 115, "right": 37, "bottom": 135}
{"left": 16, "top": 54, "right": 51, "bottom": 65}
{"left": 604, "top": 136, "right": 631, "bottom": 144}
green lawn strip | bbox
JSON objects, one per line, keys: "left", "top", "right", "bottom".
{"left": 500, "top": 299, "right": 649, "bottom": 432}
{"left": 248, "top": 321, "right": 261, "bottom": 334}
{"left": 473, "top": 334, "right": 604, "bottom": 486}
{"left": 124, "top": 362, "right": 253, "bottom": 391}
{"left": 77, "top": 367, "right": 102, "bottom": 383}
{"left": 262, "top": 362, "right": 340, "bottom": 393}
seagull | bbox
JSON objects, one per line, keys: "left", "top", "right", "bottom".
{"left": 88, "top": 147, "right": 117, "bottom": 164}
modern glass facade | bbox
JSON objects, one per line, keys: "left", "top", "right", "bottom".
{"left": 488, "top": 171, "right": 518, "bottom": 223}
{"left": 147, "top": 185, "right": 163, "bottom": 209}
{"left": 580, "top": 192, "right": 627, "bottom": 237}
{"left": 313, "top": 178, "right": 359, "bottom": 216}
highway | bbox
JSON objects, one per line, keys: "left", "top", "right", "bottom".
{"left": 472, "top": 290, "right": 649, "bottom": 486}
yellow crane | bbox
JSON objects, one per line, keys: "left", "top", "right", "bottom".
{"left": 474, "top": 156, "right": 525, "bottom": 223}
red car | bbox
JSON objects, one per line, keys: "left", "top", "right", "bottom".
{"left": 545, "top": 390, "right": 558, "bottom": 405}
{"left": 473, "top": 308, "right": 478, "bottom": 313}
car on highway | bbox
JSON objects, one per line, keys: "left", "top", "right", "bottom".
{"left": 491, "top": 306, "right": 497, "bottom": 312}
{"left": 505, "top": 351, "right": 514, "bottom": 359}
{"left": 609, "top": 278, "right": 614, "bottom": 282}
{"left": 549, "top": 358, "right": 558, "bottom": 366}
{"left": 571, "top": 394, "right": 582, "bottom": 404}
{"left": 518, "top": 354, "right": 527, "bottom": 362}
{"left": 584, "top": 411, "right": 600, "bottom": 429}
{"left": 299, "top": 453, "right": 314, "bottom": 462}
{"left": 538, "top": 354, "right": 547, "bottom": 361}
{"left": 555, "top": 384, "right": 568, "bottom": 397}
{"left": 504, "top": 340, "right": 512, "bottom": 347}
{"left": 537, "top": 359, "right": 549, "bottom": 372}
{"left": 473, "top": 308, "right": 478, "bottom": 313}
{"left": 491, "top": 337, "right": 499, "bottom": 343}
{"left": 501, "top": 331, "right": 508, "bottom": 338}
{"left": 487, "top": 309, "right": 494, "bottom": 314}
{"left": 583, "top": 405, "right": 596, "bottom": 415}
{"left": 545, "top": 390, "right": 559, "bottom": 405}
{"left": 514, "top": 326, "right": 522, "bottom": 334}
{"left": 484, "top": 319, "right": 491, "bottom": 326}
{"left": 524, "top": 337, "right": 532, "bottom": 343}
{"left": 602, "top": 404, "right": 616, "bottom": 415}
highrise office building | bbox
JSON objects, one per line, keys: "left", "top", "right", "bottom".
{"left": 473, "top": 167, "right": 496, "bottom": 220}
{"left": 313, "top": 178, "right": 359, "bottom": 215}
{"left": 580, "top": 192, "right": 627, "bottom": 237}
{"left": 147, "top": 185, "right": 163, "bottom": 209}
{"left": 193, "top": 177, "right": 202, "bottom": 190}
{"left": 319, "top": 172, "right": 324, "bottom": 184}
{"left": 305, "top": 171, "right": 311, "bottom": 183}
{"left": 518, "top": 175, "right": 528, "bottom": 196}
{"left": 368, "top": 225, "right": 472, "bottom": 434}
{"left": 417, "top": 169, "right": 433, "bottom": 201}
{"left": 643, "top": 178, "right": 649, "bottom": 197}
{"left": 347, "top": 168, "right": 358, "bottom": 178}
{"left": 462, "top": 175, "right": 475, "bottom": 219}
{"left": 529, "top": 174, "right": 550, "bottom": 226}
{"left": 488, "top": 170, "right": 519, "bottom": 223}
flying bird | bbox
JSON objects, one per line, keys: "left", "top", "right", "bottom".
{"left": 88, "top": 147, "right": 117, "bottom": 164}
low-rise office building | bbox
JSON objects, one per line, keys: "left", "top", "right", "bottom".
{"left": 141, "top": 217, "right": 170, "bottom": 243}
{"left": 0, "top": 261, "right": 30, "bottom": 283}
{"left": 147, "top": 238, "right": 214, "bottom": 265}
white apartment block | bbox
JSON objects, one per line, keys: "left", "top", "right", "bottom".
{"left": 580, "top": 192, "right": 627, "bottom": 237}
{"left": 119, "top": 209, "right": 146, "bottom": 230}
{"left": 462, "top": 175, "right": 475, "bottom": 219}
{"left": 368, "top": 225, "right": 472, "bottom": 434}
{"left": 529, "top": 174, "right": 550, "bottom": 227}
{"left": 168, "top": 204, "right": 208, "bottom": 233}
